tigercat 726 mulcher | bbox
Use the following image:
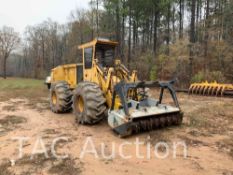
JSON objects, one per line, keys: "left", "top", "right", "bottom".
{"left": 45, "top": 38, "right": 183, "bottom": 137}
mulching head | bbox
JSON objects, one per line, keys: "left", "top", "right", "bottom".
{"left": 108, "top": 80, "right": 183, "bottom": 137}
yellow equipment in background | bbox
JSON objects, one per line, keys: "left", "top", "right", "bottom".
{"left": 45, "top": 38, "right": 183, "bottom": 137}
{"left": 189, "top": 81, "right": 233, "bottom": 97}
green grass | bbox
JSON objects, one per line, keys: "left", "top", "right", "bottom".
{"left": 0, "top": 78, "right": 48, "bottom": 101}
{"left": 0, "top": 78, "right": 44, "bottom": 89}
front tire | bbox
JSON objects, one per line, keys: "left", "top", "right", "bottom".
{"left": 72, "top": 82, "right": 107, "bottom": 124}
{"left": 50, "top": 81, "right": 72, "bottom": 113}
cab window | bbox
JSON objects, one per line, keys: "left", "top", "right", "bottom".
{"left": 95, "top": 44, "right": 115, "bottom": 67}
{"left": 84, "top": 47, "right": 93, "bottom": 69}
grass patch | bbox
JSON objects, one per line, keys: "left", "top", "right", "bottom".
{"left": 2, "top": 105, "right": 17, "bottom": 112}
{"left": 1, "top": 155, "right": 65, "bottom": 175}
{"left": 178, "top": 135, "right": 208, "bottom": 147}
{"left": 0, "top": 78, "right": 48, "bottom": 102}
{"left": 0, "top": 161, "right": 12, "bottom": 175}
{"left": 184, "top": 101, "right": 233, "bottom": 135}
{"left": 188, "top": 129, "right": 212, "bottom": 137}
{"left": 43, "top": 129, "right": 59, "bottom": 135}
{"left": 4, "top": 152, "right": 82, "bottom": 175}
{"left": 188, "top": 114, "right": 210, "bottom": 128}
{"left": 17, "top": 152, "right": 56, "bottom": 167}
{"left": 0, "top": 115, "right": 27, "bottom": 126}
{"left": 216, "top": 139, "right": 233, "bottom": 159}
{"left": 0, "top": 154, "right": 55, "bottom": 175}
{"left": 0, "top": 78, "right": 44, "bottom": 90}
{"left": 48, "top": 158, "right": 82, "bottom": 175}
{"left": 187, "top": 113, "right": 230, "bottom": 134}
{"left": 0, "top": 115, "right": 27, "bottom": 135}
{"left": 24, "top": 98, "right": 50, "bottom": 112}
{"left": 0, "top": 90, "right": 48, "bottom": 102}
{"left": 5, "top": 152, "right": 56, "bottom": 174}
{"left": 148, "top": 129, "right": 173, "bottom": 146}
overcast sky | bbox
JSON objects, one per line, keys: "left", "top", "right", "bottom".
{"left": 0, "top": 0, "right": 90, "bottom": 34}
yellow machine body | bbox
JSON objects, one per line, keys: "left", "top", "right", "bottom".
{"left": 51, "top": 64, "right": 81, "bottom": 89}
{"left": 50, "top": 39, "right": 137, "bottom": 109}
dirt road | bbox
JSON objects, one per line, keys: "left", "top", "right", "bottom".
{"left": 0, "top": 87, "right": 233, "bottom": 175}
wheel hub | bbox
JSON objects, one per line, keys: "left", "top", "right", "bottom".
{"left": 52, "top": 92, "right": 57, "bottom": 105}
{"left": 76, "top": 96, "right": 84, "bottom": 112}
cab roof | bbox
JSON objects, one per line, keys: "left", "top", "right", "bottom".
{"left": 78, "top": 38, "right": 118, "bottom": 49}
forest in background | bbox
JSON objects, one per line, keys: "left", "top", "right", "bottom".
{"left": 0, "top": 0, "right": 233, "bottom": 88}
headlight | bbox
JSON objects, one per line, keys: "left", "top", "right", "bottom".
{"left": 45, "top": 76, "right": 51, "bottom": 84}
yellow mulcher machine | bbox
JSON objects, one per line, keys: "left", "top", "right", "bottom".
{"left": 45, "top": 38, "right": 183, "bottom": 137}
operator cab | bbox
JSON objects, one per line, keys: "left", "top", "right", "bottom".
{"left": 79, "top": 38, "right": 118, "bottom": 69}
{"left": 96, "top": 43, "right": 116, "bottom": 68}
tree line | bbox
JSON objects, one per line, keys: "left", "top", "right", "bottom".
{"left": 0, "top": 0, "right": 232, "bottom": 87}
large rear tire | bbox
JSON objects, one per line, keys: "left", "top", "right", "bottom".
{"left": 50, "top": 81, "right": 72, "bottom": 113}
{"left": 72, "top": 82, "right": 107, "bottom": 124}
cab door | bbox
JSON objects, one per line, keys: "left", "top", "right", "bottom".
{"left": 83, "top": 46, "right": 94, "bottom": 81}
